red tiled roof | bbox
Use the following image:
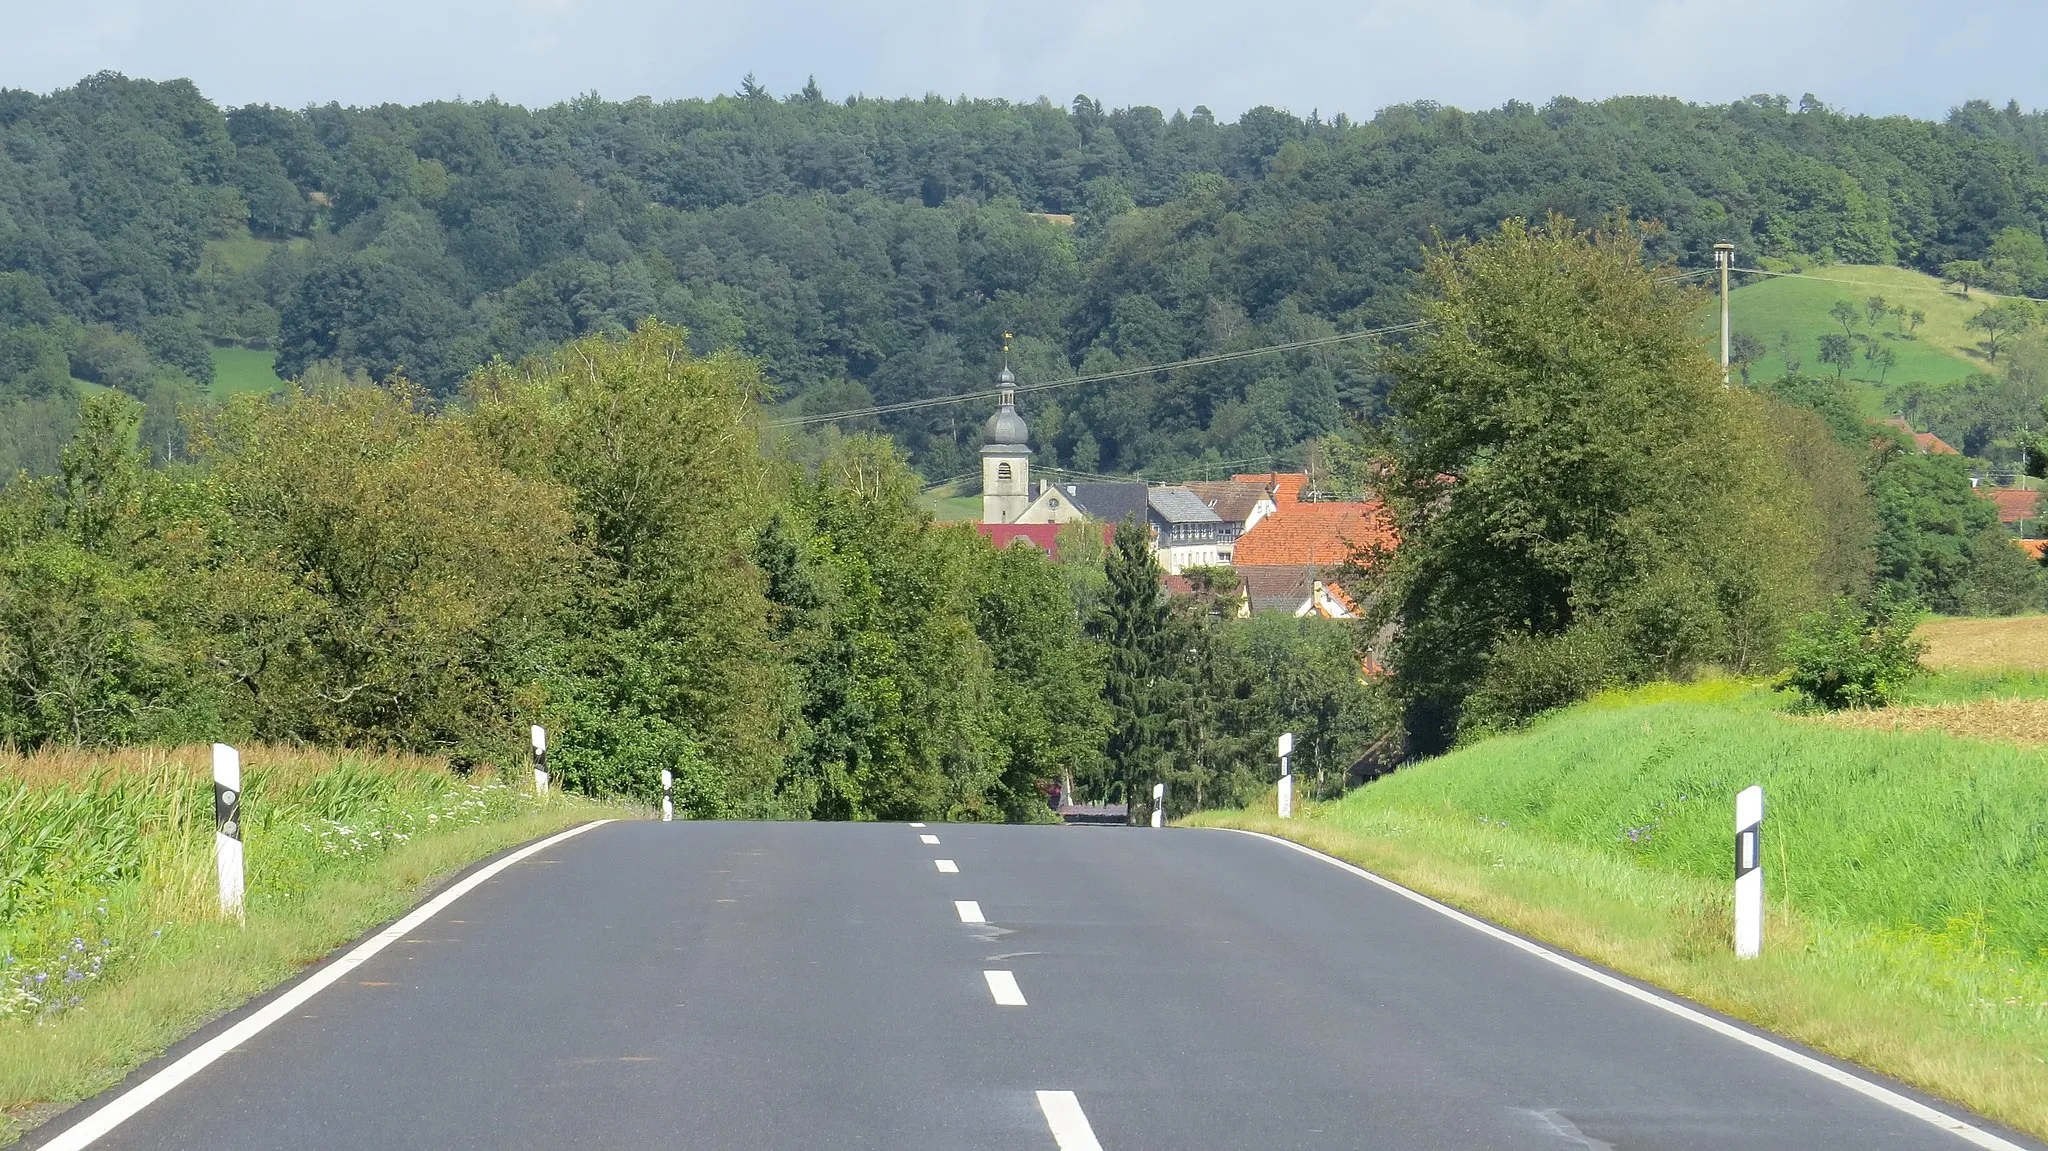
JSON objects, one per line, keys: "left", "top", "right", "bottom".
{"left": 2019, "top": 539, "right": 2048, "bottom": 560}
{"left": 1984, "top": 487, "right": 2042, "bottom": 525}
{"left": 1232, "top": 472, "right": 1308, "bottom": 504}
{"left": 976, "top": 523, "right": 1063, "bottom": 555}
{"left": 1881, "top": 417, "right": 1961, "bottom": 456}
{"left": 1160, "top": 574, "right": 1196, "bottom": 597}
{"left": 1231, "top": 501, "right": 1397, "bottom": 567}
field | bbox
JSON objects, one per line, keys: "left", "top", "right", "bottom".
{"left": 1919, "top": 614, "right": 2048, "bottom": 671}
{"left": 209, "top": 346, "right": 286, "bottom": 396}
{"left": 920, "top": 479, "right": 983, "bottom": 524}
{"left": 1711, "top": 264, "right": 1990, "bottom": 410}
{"left": 0, "top": 745, "right": 616, "bottom": 1143}
{"left": 1189, "top": 675, "right": 2048, "bottom": 1138}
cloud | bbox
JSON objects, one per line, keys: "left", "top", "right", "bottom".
{"left": 0, "top": 0, "right": 2037, "bottom": 120}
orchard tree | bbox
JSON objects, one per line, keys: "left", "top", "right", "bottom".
{"left": 1818, "top": 333, "right": 1855, "bottom": 378}
{"left": 1966, "top": 300, "right": 2035, "bottom": 363}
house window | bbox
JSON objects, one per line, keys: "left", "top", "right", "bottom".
{"left": 1049, "top": 498, "right": 1060, "bottom": 509}
{"left": 996, "top": 462, "right": 1013, "bottom": 483}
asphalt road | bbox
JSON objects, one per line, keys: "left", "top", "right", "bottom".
{"left": 37, "top": 821, "right": 2039, "bottom": 1150}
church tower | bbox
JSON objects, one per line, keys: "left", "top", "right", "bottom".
{"left": 980, "top": 364, "right": 1030, "bottom": 524}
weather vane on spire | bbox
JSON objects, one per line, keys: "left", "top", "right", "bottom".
{"left": 1002, "top": 331, "right": 1012, "bottom": 367}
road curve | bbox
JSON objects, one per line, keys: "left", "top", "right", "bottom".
{"left": 33, "top": 821, "right": 2041, "bottom": 1150}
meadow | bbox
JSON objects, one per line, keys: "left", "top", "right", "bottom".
{"left": 1714, "top": 264, "right": 1989, "bottom": 410}
{"left": 0, "top": 746, "right": 614, "bottom": 1143}
{"left": 1190, "top": 674, "right": 2048, "bottom": 1139}
{"left": 207, "top": 346, "right": 285, "bottom": 397}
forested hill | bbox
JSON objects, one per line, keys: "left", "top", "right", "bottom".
{"left": 7, "top": 73, "right": 2048, "bottom": 479}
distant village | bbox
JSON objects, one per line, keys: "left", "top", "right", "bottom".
{"left": 955, "top": 380, "right": 2048, "bottom": 603}
{"left": 964, "top": 368, "right": 1393, "bottom": 619}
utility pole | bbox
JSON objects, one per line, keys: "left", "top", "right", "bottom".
{"left": 1714, "top": 242, "right": 1735, "bottom": 385}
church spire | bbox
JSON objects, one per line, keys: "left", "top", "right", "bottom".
{"left": 981, "top": 336, "right": 1031, "bottom": 524}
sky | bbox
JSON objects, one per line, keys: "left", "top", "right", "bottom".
{"left": 0, "top": 0, "right": 2039, "bottom": 122}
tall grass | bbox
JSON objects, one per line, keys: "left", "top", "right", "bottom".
{"left": 0, "top": 746, "right": 546, "bottom": 1019}
{"left": 1361, "top": 686, "right": 2048, "bottom": 958}
{"left": 1190, "top": 678, "right": 2048, "bottom": 1136}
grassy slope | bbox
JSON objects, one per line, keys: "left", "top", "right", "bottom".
{"left": 208, "top": 346, "right": 285, "bottom": 396}
{"left": 0, "top": 748, "right": 619, "bottom": 1143}
{"left": 1188, "top": 679, "right": 2048, "bottom": 1139}
{"left": 201, "top": 233, "right": 274, "bottom": 276}
{"left": 1716, "top": 265, "right": 1988, "bottom": 411}
{"left": 920, "top": 479, "right": 983, "bottom": 524}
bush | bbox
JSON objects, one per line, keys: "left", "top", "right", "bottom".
{"left": 1777, "top": 597, "right": 1925, "bottom": 710}
{"left": 1461, "top": 623, "right": 1622, "bottom": 736}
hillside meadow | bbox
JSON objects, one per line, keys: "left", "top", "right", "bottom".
{"left": 1189, "top": 675, "right": 2048, "bottom": 1140}
{"left": 1717, "top": 264, "right": 1987, "bottom": 405}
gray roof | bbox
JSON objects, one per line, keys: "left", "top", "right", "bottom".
{"left": 1061, "top": 482, "right": 1150, "bottom": 525}
{"left": 1236, "top": 565, "right": 1314, "bottom": 615}
{"left": 1183, "top": 480, "right": 1271, "bottom": 525}
{"left": 1147, "top": 486, "right": 1223, "bottom": 524}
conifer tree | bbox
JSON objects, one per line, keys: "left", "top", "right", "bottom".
{"left": 1097, "top": 518, "right": 1169, "bottom": 821}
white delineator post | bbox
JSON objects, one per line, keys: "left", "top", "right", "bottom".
{"left": 1150, "top": 782, "right": 1164, "bottom": 829}
{"left": 1734, "top": 784, "right": 1764, "bottom": 958}
{"left": 1277, "top": 732, "right": 1295, "bottom": 819}
{"left": 530, "top": 725, "right": 548, "bottom": 798}
{"left": 661, "top": 769, "right": 673, "bottom": 823}
{"left": 213, "top": 743, "right": 245, "bottom": 923}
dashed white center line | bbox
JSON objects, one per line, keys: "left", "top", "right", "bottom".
{"left": 934, "top": 859, "right": 959, "bottom": 873}
{"left": 954, "top": 900, "right": 986, "bottom": 924}
{"left": 909, "top": 822, "right": 926, "bottom": 827}
{"left": 919, "top": 833, "right": 941, "bottom": 845}
{"left": 1036, "top": 1091, "right": 1104, "bottom": 1151}
{"left": 984, "top": 970, "right": 1027, "bottom": 1006}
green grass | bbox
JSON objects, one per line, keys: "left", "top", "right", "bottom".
{"left": 0, "top": 746, "right": 619, "bottom": 1143}
{"left": 208, "top": 346, "right": 285, "bottom": 396}
{"left": 919, "top": 479, "right": 983, "bottom": 524}
{"left": 1188, "top": 679, "right": 2048, "bottom": 1138}
{"left": 1712, "top": 264, "right": 1990, "bottom": 411}
{"left": 201, "top": 232, "right": 276, "bottom": 276}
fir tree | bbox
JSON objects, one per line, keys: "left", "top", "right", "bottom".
{"left": 1097, "top": 518, "right": 1170, "bottom": 821}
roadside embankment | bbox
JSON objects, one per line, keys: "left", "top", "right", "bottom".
{"left": 0, "top": 745, "right": 617, "bottom": 1144}
{"left": 1188, "top": 679, "right": 2048, "bottom": 1140}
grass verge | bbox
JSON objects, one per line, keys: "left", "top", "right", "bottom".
{"left": 1186, "top": 681, "right": 2048, "bottom": 1140}
{"left": 0, "top": 746, "right": 619, "bottom": 1144}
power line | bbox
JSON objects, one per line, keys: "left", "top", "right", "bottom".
{"left": 779, "top": 267, "right": 1713, "bottom": 431}
{"left": 771, "top": 321, "right": 1428, "bottom": 429}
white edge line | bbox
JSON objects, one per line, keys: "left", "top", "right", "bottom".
{"left": 1036, "top": 1090, "right": 1105, "bottom": 1151}
{"left": 38, "top": 819, "right": 617, "bottom": 1151}
{"left": 954, "top": 899, "right": 985, "bottom": 924}
{"left": 983, "top": 969, "right": 1027, "bottom": 1006}
{"left": 1217, "top": 828, "right": 2026, "bottom": 1151}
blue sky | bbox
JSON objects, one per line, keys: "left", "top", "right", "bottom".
{"left": 0, "top": 0, "right": 2039, "bottom": 122}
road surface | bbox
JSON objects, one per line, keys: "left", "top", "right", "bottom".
{"left": 34, "top": 821, "right": 2039, "bottom": 1150}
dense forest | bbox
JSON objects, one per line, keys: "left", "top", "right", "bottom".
{"left": 8, "top": 74, "right": 2048, "bottom": 483}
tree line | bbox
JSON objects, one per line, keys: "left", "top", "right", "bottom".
{"left": 8, "top": 75, "right": 2048, "bottom": 484}
{"left": 0, "top": 322, "right": 1375, "bottom": 818}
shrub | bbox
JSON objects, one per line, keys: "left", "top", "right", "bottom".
{"left": 1461, "top": 623, "right": 1622, "bottom": 736}
{"left": 1777, "top": 597, "right": 1925, "bottom": 710}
